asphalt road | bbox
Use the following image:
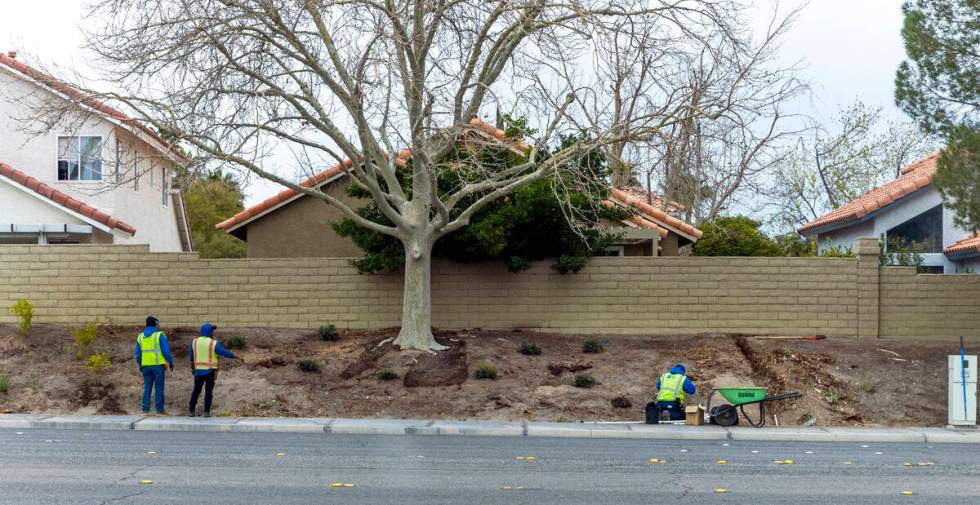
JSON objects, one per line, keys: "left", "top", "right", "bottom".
{"left": 0, "top": 429, "right": 978, "bottom": 504}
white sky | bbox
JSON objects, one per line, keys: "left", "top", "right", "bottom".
{"left": 0, "top": 0, "right": 911, "bottom": 206}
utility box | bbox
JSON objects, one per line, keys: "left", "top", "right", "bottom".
{"left": 948, "top": 355, "right": 977, "bottom": 426}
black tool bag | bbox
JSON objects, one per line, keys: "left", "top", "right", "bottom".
{"left": 709, "top": 404, "right": 739, "bottom": 426}
{"left": 644, "top": 402, "right": 660, "bottom": 424}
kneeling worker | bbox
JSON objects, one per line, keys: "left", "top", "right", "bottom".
{"left": 655, "top": 363, "right": 696, "bottom": 420}
{"left": 188, "top": 323, "right": 242, "bottom": 417}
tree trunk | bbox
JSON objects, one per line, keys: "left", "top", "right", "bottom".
{"left": 392, "top": 237, "right": 446, "bottom": 351}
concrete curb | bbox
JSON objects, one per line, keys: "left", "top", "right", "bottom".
{"left": 1, "top": 414, "right": 978, "bottom": 443}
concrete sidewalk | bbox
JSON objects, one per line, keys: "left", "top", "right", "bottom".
{"left": 1, "top": 414, "right": 977, "bottom": 443}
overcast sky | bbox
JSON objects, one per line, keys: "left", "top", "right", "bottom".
{"left": 0, "top": 0, "right": 912, "bottom": 206}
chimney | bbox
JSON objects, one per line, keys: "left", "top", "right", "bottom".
{"left": 6, "top": 51, "right": 16, "bottom": 59}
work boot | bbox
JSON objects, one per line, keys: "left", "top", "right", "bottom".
{"left": 188, "top": 410, "right": 196, "bottom": 417}
{"left": 203, "top": 411, "right": 211, "bottom": 418}
{"left": 156, "top": 411, "right": 168, "bottom": 417}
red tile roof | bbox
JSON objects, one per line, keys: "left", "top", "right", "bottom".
{"left": 945, "top": 234, "right": 980, "bottom": 257}
{"left": 608, "top": 188, "right": 703, "bottom": 239}
{"left": 615, "top": 186, "right": 685, "bottom": 213}
{"left": 0, "top": 51, "right": 185, "bottom": 162}
{"left": 798, "top": 153, "right": 940, "bottom": 235}
{"left": 0, "top": 161, "right": 137, "bottom": 236}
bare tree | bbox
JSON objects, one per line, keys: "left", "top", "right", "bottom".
{"left": 768, "top": 101, "right": 939, "bottom": 232}
{"left": 585, "top": 6, "right": 807, "bottom": 224}
{"left": 18, "top": 0, "right": 796, "bottom": 350}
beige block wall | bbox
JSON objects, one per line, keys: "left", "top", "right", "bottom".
{"left": 879, "top": 267, "right": 980, "bottom": 340}
{"left": 0, "top": 244, "right": 858, "bottom": 336}
{"left": 1, "top": 244, "right": 977, "bottom": 340}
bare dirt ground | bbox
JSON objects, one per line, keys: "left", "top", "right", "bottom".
{"left": 0, "top": 324, "right": 973, "bottom": 426}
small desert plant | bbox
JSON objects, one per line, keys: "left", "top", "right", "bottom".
{"left": 581, "top": 339, "right": 605, "bottom": 354}
{"left": 225, "top": 336, "right": 247, "bottom": 349}
{"left": 297, "top": 357, "right": 322, "bottom": 372}
{"left": 0, "top": 374, "right": 9, "bottom": 394}
{"left": 318, "top": 324, "right": 338, "bottom": 341}
{"left": 473, "top": 362, "right": 498, "bottom": 380}
{"left": 824, "top": 389, "right": 842, "bottom": 405}
{"left": 9, "top": 299, "right": 33, "bottom": 335}
{"left": 518, "top": 342, "right": 542, "bottom": 355}
{"left": 84, "top": 352, "right": 112, "bottom": 374}
{"left": 377, "top": 368, "right": 398, "bottom": 381}
{"left": 574, "top": 374, "right": 596, "bottom": 388}
{"left": 71, "top": 322, "right": 98, "bottom": 357}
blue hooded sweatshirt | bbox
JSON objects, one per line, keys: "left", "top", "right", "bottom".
{"left": 134, "top": 326, "right": 175, "bottom": 369}
{"left": 189, "top": 323, "right": 235, "bottom": 376}
{"left": 656, "top": 364, "right": 696, "bottom": 396}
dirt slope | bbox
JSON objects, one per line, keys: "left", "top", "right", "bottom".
{"left": 0, "top": 324, "right": 971, "bottom": 426}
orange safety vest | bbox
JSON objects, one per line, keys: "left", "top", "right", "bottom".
{"left": 193, "top": 336, "right": 218, "bottom": 371}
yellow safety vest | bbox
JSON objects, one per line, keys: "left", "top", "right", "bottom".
{"left": 137, "top": 331, "right": 165, "bottom": 366}
{"left": 657, "top": 372, "right": 687, "bottom": 403}
{"left": 193, "top": 336, "right": 218, "bottom": 371}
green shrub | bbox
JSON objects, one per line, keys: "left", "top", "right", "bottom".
{"left": 9, "top": 299, "right": 32, "bottom": 335}
{"left": 582, "top": 339, "right": 605, "bottom": 354}
{"left": 225, "top": 336, "right": 247, "bottom": 349}
{"left": 518, "top": 342, "right": 542, "bottom": 356}
{"left": 71, "top": 322, "right": 98, "bottom": 357}
{"left": 297, "top": 357, "right": 322, "bottom": 372}
{"left": 473, "top": 362, "right": 498, "bottom": 380}
{"left": 318, "top": 324, "right": 338, "bottom": 341}
{"left": 554, "top": 254, "right": 589, "bottom": 274}
{"left": 574, "top": 374, "right": 596, "bottom": 388}
{"left": 84, "top": 352, "right": 112, "bottom": 374}
{"left": 0, "top": 374, "right": 9, "bottom": 394}
{"left": 377, "top": 368, "right": 397, "bottom": 381}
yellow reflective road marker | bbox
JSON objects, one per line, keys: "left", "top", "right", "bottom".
{"left": 783, "top": 459, "right": 794, "bottom": 465}
{"left": 502, "top": 486, "right": 513, "bottom": 491}
{"left": 903, "top": 462, "right": 913, "bottom": 467}
{"left": 331, "top": 483, "right": 344, "bottom": 488}
{"left": 713, "top": 488, "right": 727, "bottom": 494}
{"left": 716, "top": 460, "right": 727, "bottom": 465}
{"left": 842, "top": 461, "right": 853, "bottom": 465}
{"left": 773, "top": 460, "right": 784, "bottom": 465}
{"left": 918, "top": 461, "right": 934, "bottom": 466}
{"left": 276, "top": 452, "right": 286, "bottom": 457}
{"left": 146, "top": 451, "right": 158, "bottom": 456}
{"left": 416, "top": 455, "right": 425, "bottom": 459}
{"left": 526, "top": 456, "right": 536, "bottom": 461}
{"left": 140, "top": 480, "right": 154, "bottom": 485}
{"left": 343, "top": 484, "right": 355, "bottom": 487}
{"left": 901, "top": 491, "right": 914, "bottom": 495}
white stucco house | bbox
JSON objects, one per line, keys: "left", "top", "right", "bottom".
{"left": 799, "top": 153, "right": 980, "bottom": 273}
{"left": 0, "top": 51, "right": 192, "bottom": 252}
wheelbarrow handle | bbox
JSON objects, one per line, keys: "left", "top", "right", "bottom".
{"left": 763, "top": 392, "right": 802, "bottom": 402}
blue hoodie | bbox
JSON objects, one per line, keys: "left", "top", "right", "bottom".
{"left": 134, "top": 326, "right": 175, "bottom": 369}
{"left": 656, "top": 364, "right": 696, "bottom": 396}
{"left": 188, "top": 323, "right": 235, "bottom": 376}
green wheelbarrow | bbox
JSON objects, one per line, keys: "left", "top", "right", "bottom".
{"left": 705, "top": 387, "right": 801, "bottom": 428}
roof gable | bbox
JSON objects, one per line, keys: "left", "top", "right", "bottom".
{"left": 798, "top": 153, "right": 940, "bottom": 235}
{"left": 0, "top": 161, "right": 136, "bottom": 236}
{"left": 0, "top": 51, "right": 185, "bottom": 164}
{"left": 945, "top": 233, "right": 980, "bottom": 259}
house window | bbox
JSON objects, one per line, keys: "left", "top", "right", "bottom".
{"left": 133, "top": 152, "right": 140, "bottom": 191}
{"left": 162, "top": 168, "right": 169, "bottom": 206}
{"left": 599, "top": 246, "right": 625, "bottom": 257}
{"left": 57, "top": 136, "right": 102, "bottom": 181}
{"left": 886, "top": 205, "right": 943, "bottom": 253}
{"left": 114, "top": 139, "right": 123, "bottom": 184}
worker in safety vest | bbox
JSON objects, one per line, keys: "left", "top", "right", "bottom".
{"left": 187, "top": 323, "right": 241, "bottom": 417}
{"left": 655, "top": 363, "right": 696, "bottom": 421}
{"left": 134, "top": 316, "right": 175, "bottom": 415}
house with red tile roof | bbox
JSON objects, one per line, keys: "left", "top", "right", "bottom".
{"left": 215, "top": 119, "right": 701, "bottom": 258}
{"left": 798, "top": 153, "right": 980, "bottom": 273}
{"left": 0, "top": 51, "right": 192, "bottom": 251}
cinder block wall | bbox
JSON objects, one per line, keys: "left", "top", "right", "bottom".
{"left": 0, "top": 243, "right": 975, "bottom": 339}
{"left": 879, "top": 267, "right": 980, "bottom": 340}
